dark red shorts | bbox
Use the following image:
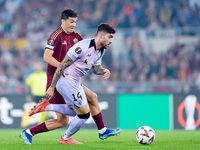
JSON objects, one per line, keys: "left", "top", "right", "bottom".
{"left": 49, "top": 89, "right": 66, "bottom": 104}
{"left": 47, "top": 77, "right": 66, "bottom": 104}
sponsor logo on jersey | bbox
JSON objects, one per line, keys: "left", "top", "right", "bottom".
{"left": 48, "top": 39, "right": 54, "bottom": 46}
{"left": 62, "top": 41, "right": 67, "bottom": 45}
{"left": 75, "top": 47, "right": 82, "bottom": 54}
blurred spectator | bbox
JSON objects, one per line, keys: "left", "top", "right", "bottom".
{"left": 25, "top": 62, "right": 49, "bottom": 124}
{"left": 177, "top": 3, "right": 194, "bottom": 27}
{"left": 178, "top": 60, "right": 191, "bottom": 82}
{"left": 25, "top": 62, "right": 46, "bottom": 103}
{"left": 159, "top": 1, "right": 172, "bottom": 27}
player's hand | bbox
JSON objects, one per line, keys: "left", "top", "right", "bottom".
{"left": 46, "top": 86, "right": 55, "bottom": 100}
{"left": 103, "top": 69, "right": 111, "bottom": 80}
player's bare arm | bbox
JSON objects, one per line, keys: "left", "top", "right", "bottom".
{"left": 51, "top": 55, "right": 73, "bottom": 87}
{"left": 43, "top": 48, "right": 60, "bottom": 67}
{"left": 46, "top": 55, "right": 73, "bottom": 99}
{"left": 92, "top": 65, "right": 111, "bottom": 80}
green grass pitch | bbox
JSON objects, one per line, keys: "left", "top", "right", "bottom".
{"left": 0, "top": 129, "right": 200, "bottom": 150}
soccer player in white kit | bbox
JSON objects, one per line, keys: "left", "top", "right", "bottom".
{"left": 29, "top": 23, "right": 121, "bottom": 144}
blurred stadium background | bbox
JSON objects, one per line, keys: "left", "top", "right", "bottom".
{"left": 1, "top": 0, "right": 200, "bottom": 130}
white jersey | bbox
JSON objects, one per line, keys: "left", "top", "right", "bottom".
{"left": 63, "top": 38, "right": 106, "bottom": 81}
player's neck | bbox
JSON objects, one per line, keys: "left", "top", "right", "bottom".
{"left": 64, "top": 30, "right": 72, "bottom": 34}
{"left": 61, "top": 26, "right": 72, "bottom": 34}
{"left": 94, "top": 38, "right": 101, "bottom": 51}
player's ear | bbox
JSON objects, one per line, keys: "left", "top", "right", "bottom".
{"left": 61, "top": 19, "right": 64, "bottom": 25}
{"left": 61, "top": 19, "right": 66, "bottom": 24}
{"left": 99, "top": 32, "right": 105, "bottom": 39}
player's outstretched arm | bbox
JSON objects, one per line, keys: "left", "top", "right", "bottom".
{"left": 92, "top": 65, "right": 111, "bottom": 80}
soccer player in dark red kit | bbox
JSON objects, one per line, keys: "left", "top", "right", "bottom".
{"left": 20, "top": 8, "right": 121, "bottom": 145}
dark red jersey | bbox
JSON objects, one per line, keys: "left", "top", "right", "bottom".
{"left": 45, "top": 27, "right": 83, "bottom": 88}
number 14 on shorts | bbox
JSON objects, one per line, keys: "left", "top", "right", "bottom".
{"left": 72, "top": 92, "right": 82, "bottom": 101}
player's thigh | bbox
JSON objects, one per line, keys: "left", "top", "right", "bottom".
{"left": 56, "top": 76, "right": 88, "bottom": 108}
{"left": 82, "top": 85, "right": 97, "bottom": 103}
{"left": 49, "top": 90, "right": 66, "bottom": 104}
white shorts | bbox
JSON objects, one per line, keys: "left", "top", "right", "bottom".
{"left": 56, "top": 75, "right": 87, "bottom": 108}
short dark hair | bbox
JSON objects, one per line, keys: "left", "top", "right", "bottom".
{"left": 97, "top": 23, "right": 116, "bottom": 34}
{"left": 61, "top": 8, "right": 78, "bottom": 20}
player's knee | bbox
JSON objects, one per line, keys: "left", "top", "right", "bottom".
{"left": 93, "top": 92, "right": 98, "bottom": 101}
{"left": 78, "top": 112, "right": 90, "bottom": 119}
{"left": 89, "top": 92, "right": 98, "bottom": 104}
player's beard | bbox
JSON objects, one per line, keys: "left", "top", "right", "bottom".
{"left": 100, "top": 42, "right": 106, "bottom": 49}
{"left": 101, "top": 42, "right": 110, "bottom": 49}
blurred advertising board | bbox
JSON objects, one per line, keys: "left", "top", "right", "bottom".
{"left": 117, "top": 94, "right": 173, "bottom": 130}
{"left": 0, "top": 94, "right": 117, "bottom": 129}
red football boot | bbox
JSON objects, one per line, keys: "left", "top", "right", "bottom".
{"left": 28, "top": 99, "right": 50, "bottom": 116}
{"left": 59, "top": 137, "right": 83, "bottom": 144}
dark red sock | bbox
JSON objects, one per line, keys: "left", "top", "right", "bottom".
{"left": 92, "top": 112, "right": 105, "bottom": 130}
{"left": 30, "top": 122, "right": 48, "bottom": 136}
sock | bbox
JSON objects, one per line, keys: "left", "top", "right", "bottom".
{"left": 46, "top": 104, "right": 76, "bottom": 116}
{"left": 92, "top": 112, "right": 106, "bottom": 130}
{"left": 61, "top": 134, "right": 70, "bottom": 140}
{"left": 45, "top": 104, "right": 53, "bottom": 111}
{"left": 30, "top": 122, "right": 48, "bottom": 136}
{"left": 99, "top": 127, "right": 107, "bottom": 134}
{"left": 25, "top": 129, "right": 33, "bottom": 136}
{"left": 64, "top": 115, "right": 87, "bottom": 139}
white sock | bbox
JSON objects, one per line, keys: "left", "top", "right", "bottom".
{"left": 99, "top": 127, "right": 107, "bottom": 134}
{"left": 64, "top": 115, "right": 87, "bottom": 138}
{"left": 25, "top": 129, "right": 33, "bottom": 136}
{"left": 61, "top": 134, "right": 70, "bottom": 140}
{"left": 53, "top": 104, "right": 76, "bottom": 116}
{"left": 45, "top": 104, "right": 53, "bottom": 111}
{"left": 45, "top": 104, "right": 76, "bottom": 116}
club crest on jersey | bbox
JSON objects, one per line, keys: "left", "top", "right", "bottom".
{"left": 73, "top": 38, "right": 78, "bottom": 43}
{"left": 75, "top": 47, "right": 82, "bottom": 54}
{"left": 48, "top": 39, "right": 54, "bottom": 46}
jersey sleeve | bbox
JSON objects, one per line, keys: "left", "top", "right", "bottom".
{"left": 77, "top": 32, "right": 83, "bottom": 41}
{"left": 67, "top": 40, "right": 87, "bottom": 61}
{"left": 45, "top": 31, "right": 59, "bottom": 51}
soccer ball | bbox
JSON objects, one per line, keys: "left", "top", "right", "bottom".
{"left": 136, "top": 126, "right": 155, "bottom": 145}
